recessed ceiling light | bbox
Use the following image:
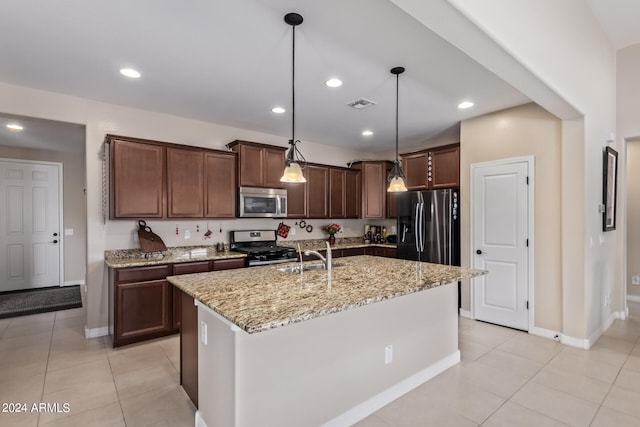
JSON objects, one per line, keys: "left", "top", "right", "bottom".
{"left": 458, "top": 101, "right": 474, "bottom": 109}
{"left": 325, "top": 78, "right": 343, "bottom": 88}
{"left": 120, "top": 68, "right": 141, "bottom": 79}
{"left": 362, "top": 130, "right": 373, "bottom": 136}
{"left": 6, "top": 123, "right": 23, "bottom": 131}
{"left": 272, "top": 107, "right": 286, "bottom": 114}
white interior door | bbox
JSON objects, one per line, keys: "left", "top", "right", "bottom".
{"left": 0, "top": 160, "right": 61, "bottom": 292}
{"left": 472, "top": 160, "right": 530, "bottom": 331}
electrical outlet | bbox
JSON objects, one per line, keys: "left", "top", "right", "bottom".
{"left": 632, "top": 275, "right": 640, "bottom": 285}
{"left": 184, "top": 229, "right": 191, "bottom": 239}
{"left": 200, "top": 321, "right": 208, "bottom": 345}
{"left": 385, "top": 345, "right": 393, "bottom": 364}
{"left": 133, "top": 231, "right": 138, "bottom": 242}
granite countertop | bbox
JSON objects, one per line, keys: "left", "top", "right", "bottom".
{"left": 278, "top": 236, "right": 396, "bottom": 252}
{"left": 168, "top": 256, "right": 485, "bottom": 334}
{"left": 104, "top": 246, "right": 246, "bottom": 268}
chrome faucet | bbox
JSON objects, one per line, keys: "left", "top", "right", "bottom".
{"left": 303, "top": 242, "right": 332, "bottom": 271}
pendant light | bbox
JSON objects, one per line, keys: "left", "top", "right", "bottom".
{"left": 387, "top": 66, "right": 408, "bottom": 192}
{"left": 280, "top": 12, "right": 307, "bottom": 183}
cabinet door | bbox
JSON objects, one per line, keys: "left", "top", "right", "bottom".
{"left": 345, "top": 170, "right": 360, "bottom": 218}
{"left": 362, "top": 162, "right": 386, "bottom": 219}
{"left": 264, "top": 148, "right": 286, "bottom": 188}
{"left": 115, "top": 279, "right": 171, "bottom": 345}
{"left": 387, "top": 191, "right": 398, "bottom": 219}
{"left": 180, "top": 291, "right": 198, "bottom": 407}
{"left": 307, "top": 165, "right": 329, "bottom": 218}
{"left": 342, "top": 247, "right": 365, "bottom": 257}
{"left": 402, "top": 152, "right": 429, "bottom": 190}
{"left": 430, "top": 145, "right": 460, "bottom": 188}
{"left": 110, "top": 139, "right": 165, "bottom": 218}
{"left": 237, "top": 144, "right": 264, "bottom": 187}
{"left": 285, "top": 177, "right": 307, "bottom": 218}
{"left": 167, "top": 148, "right": 204, "bottom": 218}
{"left": 329, "top": 169, "right": 346, "bottom": 218}
{"left": 213, "top": 258, "right": 247, "bottom": 270}
{"left": 204, "top": 152, "right": 236, "bottom": 218}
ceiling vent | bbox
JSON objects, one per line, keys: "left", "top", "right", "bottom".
{"left": 347, "top": 98, "right": 376, "bottom": 109}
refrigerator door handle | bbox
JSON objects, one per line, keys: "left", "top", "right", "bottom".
{"left": 414, "top": 203, "right": 420, "bottom": 253}
{"left": 420, "top": 202, "right": 425, "bottom": 252}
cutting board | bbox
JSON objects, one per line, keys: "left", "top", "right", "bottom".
{"left": 137, "top": 220, "right": 167, "bottom": 253}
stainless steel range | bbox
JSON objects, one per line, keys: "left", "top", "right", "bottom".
{"left": 230, "top": 230, "right": 297, "bottom": 266}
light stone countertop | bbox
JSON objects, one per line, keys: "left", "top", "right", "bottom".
{"left": 104, "top": 246, "right": 246, "bottom": 268}
{"left": 167, "top": 255, "right": 486, "bottom": 334}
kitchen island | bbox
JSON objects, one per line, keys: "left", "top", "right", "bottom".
{"left": 168, "top": 256, "right": 484, "bottom": 427}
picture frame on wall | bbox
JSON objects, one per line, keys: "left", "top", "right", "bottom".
{"left": 603, "top": 146, "right": 618, "bottom": 231}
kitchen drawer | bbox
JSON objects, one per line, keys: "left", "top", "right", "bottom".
{"left": 213, "top": 258, "right": 246, "bottom": 270}
{"left": 115, "top": 265, "right": 171, "bottom": 284}
{"left": 173, "top": 261, "right": 212, "bottom": 275}
{"left": 341, "top": 248, "right": 365, "bottom": 257}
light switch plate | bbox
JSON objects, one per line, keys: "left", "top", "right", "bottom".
{"left": 64, "top": 228, "right": 74, "bottom": 236}
{"left": 632, "top": 275, "right": 640, "bottom": 285}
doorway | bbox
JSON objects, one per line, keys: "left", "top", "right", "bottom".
{"left": 471, "top": 157, "right": 533, "bottom": 331}
{"left": 0, "top": 159, "right": 62, "bottom": 291}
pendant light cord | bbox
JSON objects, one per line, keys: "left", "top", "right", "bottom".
{"left": 291, "top": 23, "right": 296, "bottom": 143}
{"left": 395, "top": 72, "right": 399, "bottom": 163}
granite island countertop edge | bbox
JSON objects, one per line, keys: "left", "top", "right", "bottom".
{"left": 167, "top": 256, "right": 486, "bottom": 334}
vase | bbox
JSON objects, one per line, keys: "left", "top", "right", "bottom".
{"left": 328, "top": 234, "right": 336, "bottom": 246}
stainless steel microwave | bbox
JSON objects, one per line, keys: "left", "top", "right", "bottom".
{"left": 238, "top": 187, "right": 287, "bottom": 218}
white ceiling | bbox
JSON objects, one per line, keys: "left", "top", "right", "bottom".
{"left": 0, "top": 0, "right": 638, "bottom": 154}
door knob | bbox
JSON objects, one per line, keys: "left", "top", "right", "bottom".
{"left": 53, "top": 232, "right": 58, "bottom": 236}
{"left": 476, "top": 249, "right": 482, "bottom": 255}
{"left": 53, "top": 240, "right": 58, "bottom": 244}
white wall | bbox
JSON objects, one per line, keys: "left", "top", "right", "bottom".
{"left": 393, "top": 0, "right": 618, "bottom": 342}
{"left": 460, "top": 103, "right": 562, "bottom": 331}
{"left": 618, "top": 44, "right": 640, "bottom": 302}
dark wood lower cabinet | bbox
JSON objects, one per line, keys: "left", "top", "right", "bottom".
{"left": 109, "top": 258, "right": 247, "bottom": 348}
{"left": 180, "top": 291, "right": 198, "bottom": 407}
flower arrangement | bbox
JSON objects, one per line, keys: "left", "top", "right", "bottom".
{"left": 322, "top": 223, "right": 342, "bottom": 235}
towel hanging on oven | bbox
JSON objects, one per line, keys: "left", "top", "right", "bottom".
{"left": 276, "top": 222, "right": 290, "bottom": 238}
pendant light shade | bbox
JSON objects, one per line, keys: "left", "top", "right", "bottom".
{"left": 387, "top": 66, "right": 408, "bottom": 192}
{"left": 280, "top": 12, "right": 307, "bottom": 183}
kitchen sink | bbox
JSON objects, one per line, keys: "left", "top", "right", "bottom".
{"left": 277, "top": 262, "right": 344, "bottom": 273}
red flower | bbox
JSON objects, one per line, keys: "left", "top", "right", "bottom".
{"left": 322, "top": 223, "right": 341, "bottom": 235}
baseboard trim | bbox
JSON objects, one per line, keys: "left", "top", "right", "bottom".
{"left": 84, "top": 326, "right": 109, "bottom": 339}
{"left": 560, "top": 334, "right": 590, "bottom": 349}
{"left": 320, "top": 350, "right": 461, "bottom": 427}
{"left": 459, "top": 309, "right": 473, "bottom": 319}
{"left": 195, "top": 411, "right": 207, "bottom": 427}
{"left": 627, "top": 295, "right": 640, "bottom": 303}
{"left": 530, "top": 327, "right": 560, "bottom": 341}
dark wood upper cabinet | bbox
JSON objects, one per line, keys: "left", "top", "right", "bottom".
{"left": 228, "top": 140, "right": 286, "bottom": 188}
{"left": 402, "top": 151, "right": 429, "bottom": 190}
{"left": 353, "top": 161, "right": 392, "bottom": 219}
{"left": 401, "top": 143, "right": 460, "bottom": 190}
{"left": 204, "top": 151, "right": 236, "bottom": 218}
{"left": 329, "top": 168, "right": 360, "bottom": 219}
{"left": 109, "top": 136, "right": 165, "bottom": 219}
{"left": 167, "top": 147, "right": 204, "bottom": 218}
{"left": 307, "top": 165, "right": 329, "bottom": 218}
{"left": 108, "top": 135, "right": 236, "bottom": 219}
{"left": 345, "top": 169, "right": 360, "bottom": 219}
{"left": 430, "top": 144, "right": 460, "bottom": 189}
{"left": 329, "top": 168, "right": 346, "bottom": 218}
{"left": 285, "top": 178, "right": 307, "bottom": 218}
{"left": 264, "top": 147, "right": 287, "bottom": 188}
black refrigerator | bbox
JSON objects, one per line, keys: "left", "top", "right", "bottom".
{"left": 396, "top": 189, "right": 460, "bottom": 266}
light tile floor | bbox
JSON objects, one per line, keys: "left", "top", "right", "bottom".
{"left": 0, "top": 302, "right": 638, "bottom": 426}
